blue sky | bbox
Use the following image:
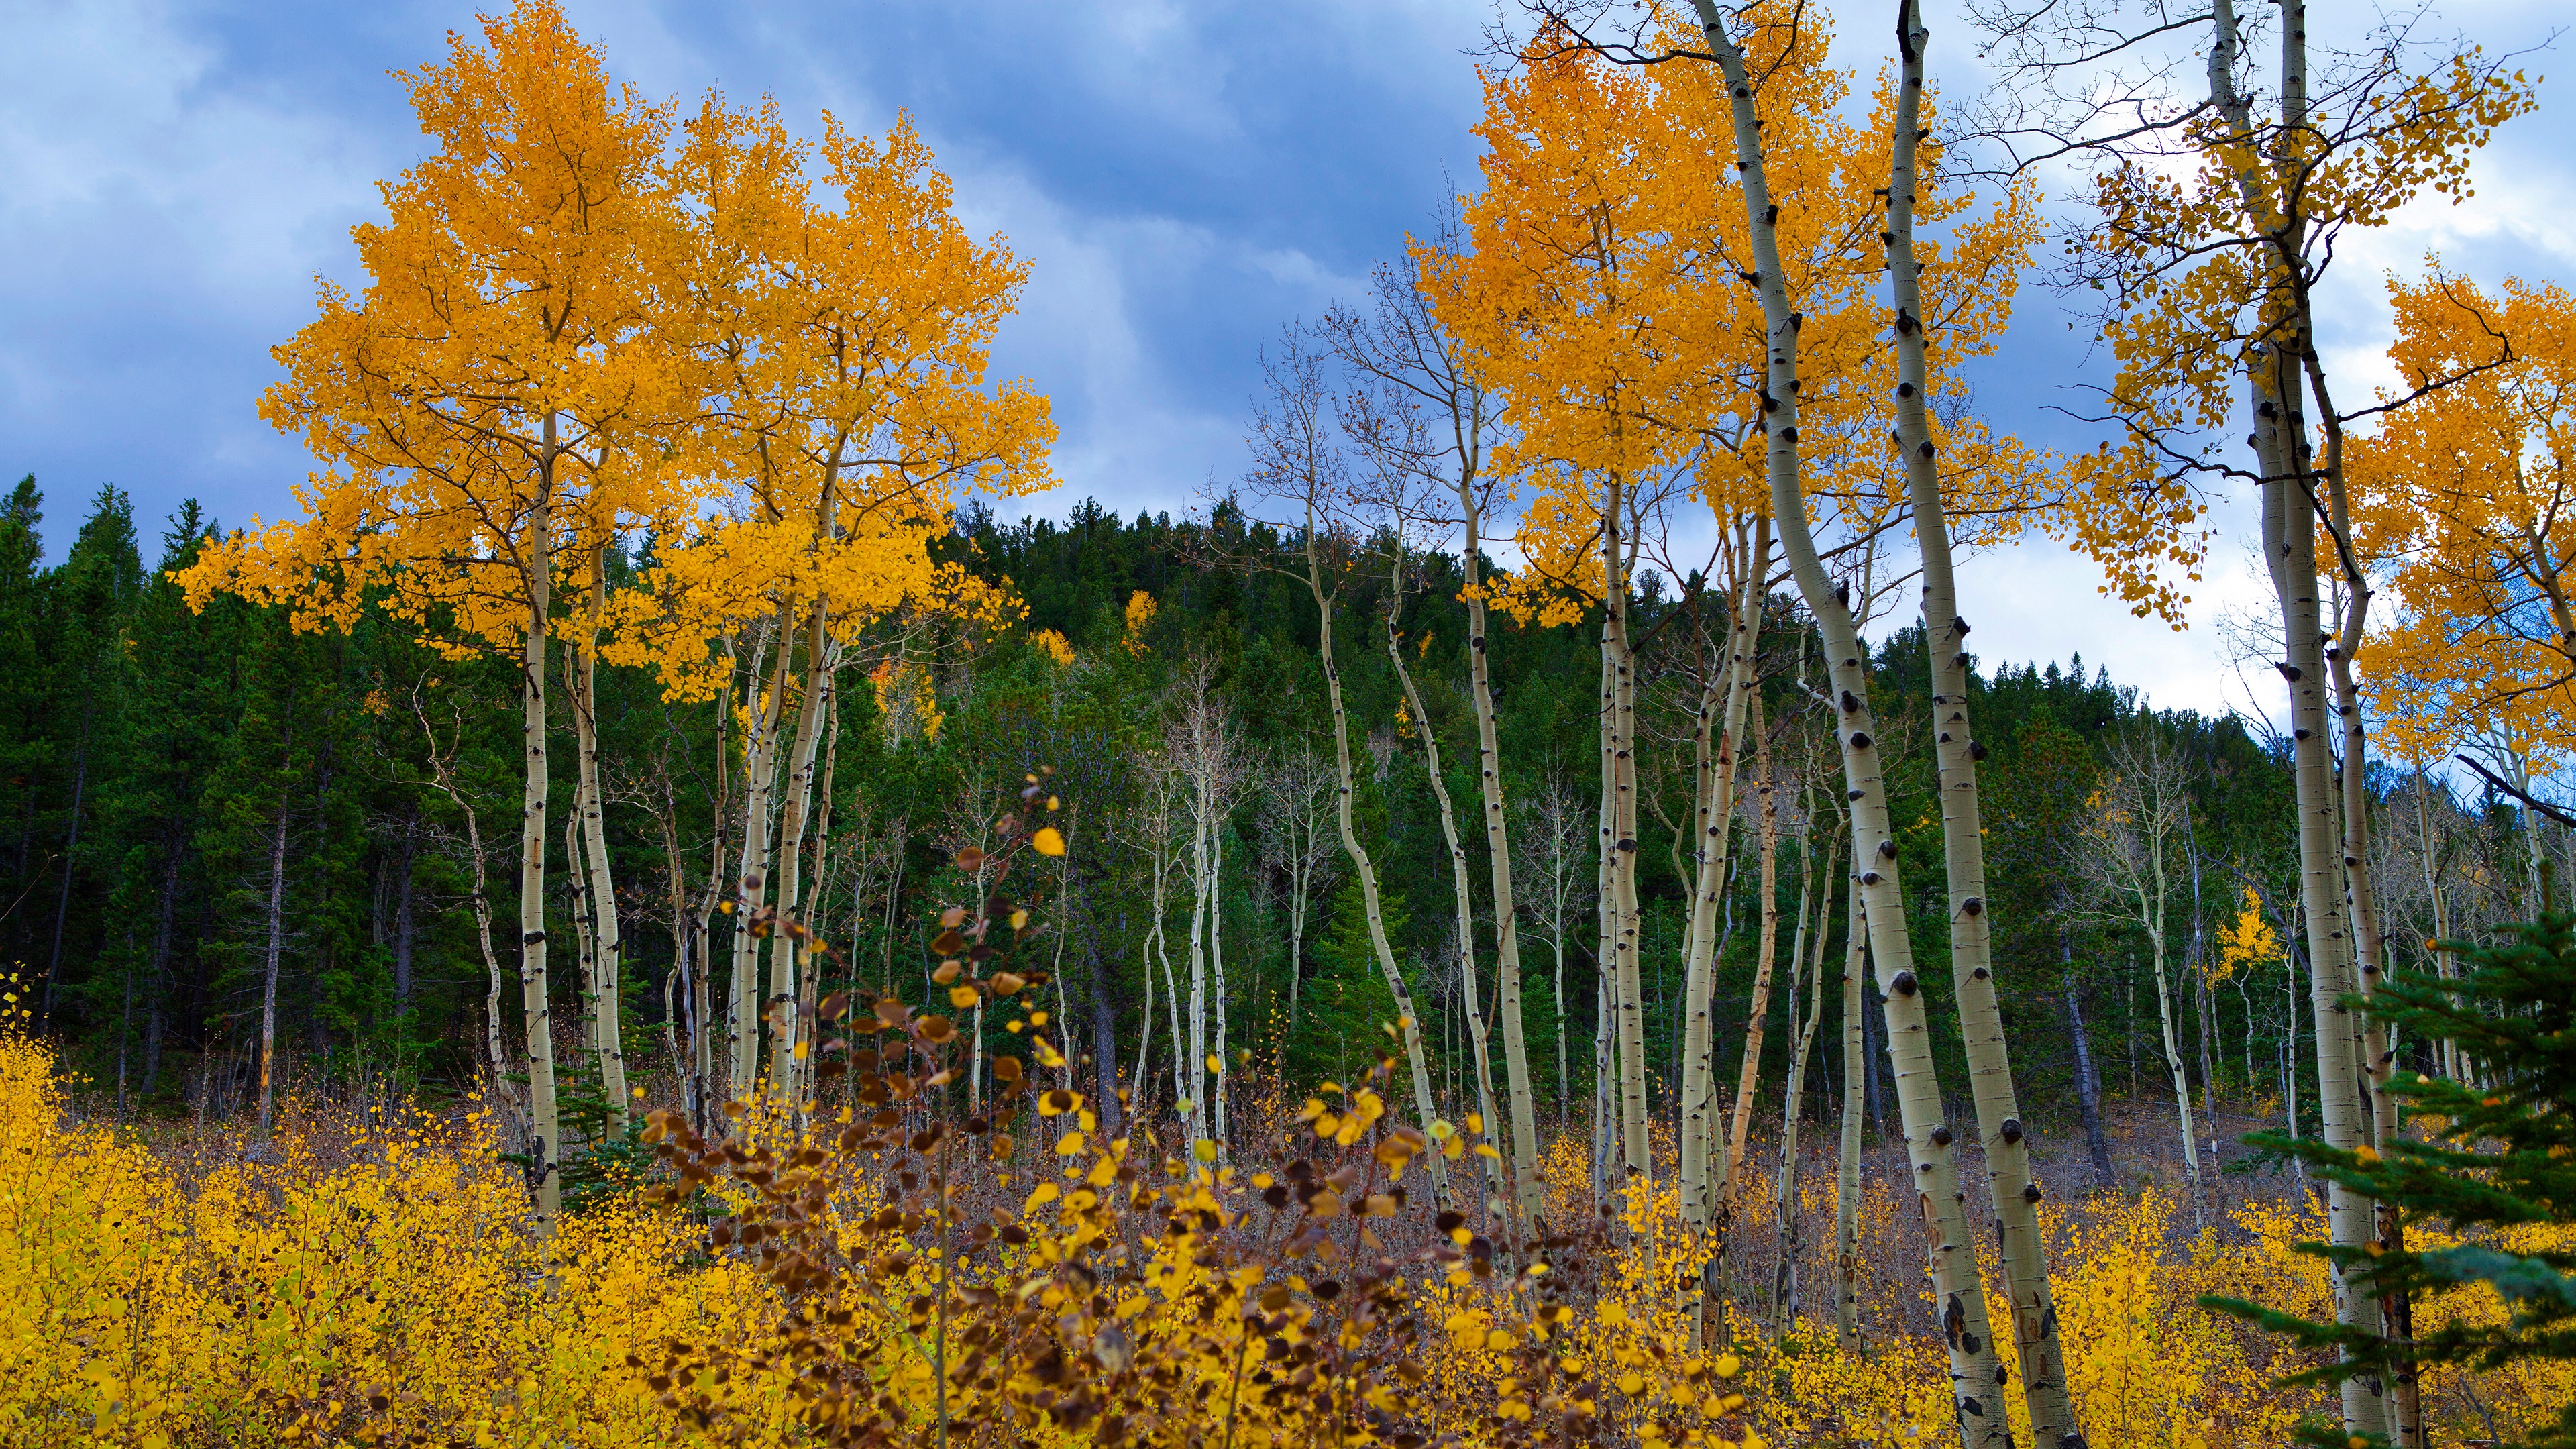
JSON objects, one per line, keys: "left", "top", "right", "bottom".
{"left": 3, "top": 0, "right": 2567, "bottom": 716}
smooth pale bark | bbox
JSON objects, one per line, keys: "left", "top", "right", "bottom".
{"left": 727, "top": 632, "right": 795, "bottom": 1096}
{"left": 1595, "top": 645, "right": 1621, "bottom": 1179}
{"left": 256, "top": 786, "right": 290, "bottom": 1140}
{"left": 1389, "top": 612, "right": 1508, "bottom": 1212}
{"left": 1772, "top": 823, "right": 1839, "bottom": 1336}
{"left": 1833, "top": 886, "right": 1867, "bottom": 1356}
{"left": 566, "top": 807, "right": 596, "bottom": 1064}
{"left": 517, "top": 492, "right": 562, "bottom": 1231}
{"left": 765, "top": 606, "right": 833, "bottom": 1105}
{"left": 1210, "top": 826, "right": 1235, "bottom": 1142}
{"left": 1680, "top": 518, "right": 1768, "bottom": 1241}
{"left": 2203, "top": 0, "right": 2381, "bottom": 1429}
{"left": 1454, "top": 481, "right": 1545, "bottom": 1225}
{"left": 419, "top": 696, "right": 523, "bottom": 1142}
{"left": 1181, "top": 734, "right": 1214, "bottom": 1142}
{"left": 1300, "top": 521, "right": 1448, "bottom": 1201}
{"left": 1601, "top": 483, "right": 1651, "bottom": 1183}
{"left": 1882, "top": 9, "right": 2079, "bottom": 1435}
{"left": 1134, "top": 775, "right": 1177, "bottom": 1121}
{"left": 2259, "top": 370, "right": 2385, "bottom": 1434}
{"left": 1691, "top": 9, "right": 2010, "bottom": 1440}
{"left": 1725, "top": 688, "right": 1786, "bottom": 1175}
{"left": 570, "top": 555, "right": 629, "bottom": 1132}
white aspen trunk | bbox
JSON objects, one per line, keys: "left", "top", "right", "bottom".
{"left": 1595, "top": 643, "right": 1621, "bottom": 1169}
{"left": 1456, "top": 480, "right": 1545, "bottom": 1224}
{"left": 2144, "top": 912, "right": 2206, "bottom": 1225}
{"left": 518, "top": 485, "right": 562, "bottom": 1232}
{"left": 1305, "top": 521, "right": 1450, "bottom": 1203}
{"left": 572, "top": 553, "right": 628, "bottom": 1132}
{"left": 727, "top": 631, "right": 794, "bottom": 1096}
{"left": 1212, "top": 827, "right": 1234, "bottom": 1144}
{"left": 566, "top": 805, "right": 596, "bottom": 1088}
{"left": 766, "top": 604, "right": 833, "bottom": 1105}
{"left": 1591, "top": 965, "right": 1615, "bottom": 1213}
{"left": 1134, "top": 787, "right": 1174, "bottom": 1124}
{"left": 256, "top": 788, "right": 290, "bottom": 1140}
{"left": 1690, "top": 9, "right": 2011, "bottom": 1439}
{"left": 1833, "top": 885, "right": 1867, "bottom": 1356}
{"left": 2200, "top": 0, "right": 2380, "bottom": 1428}
{"left": 1772, "top": 825, "right": 1836, "bottom": 1337}
{"left": 1681, "top": 518, "right": 1768, "bottom": 1244}
{"left": 1389, "top": 612, "right": 1508, "bottom": 1214}
{"left": 1881, "top": 9, "right": 2080, "bottom": 1436}
{"left": 2259, "top": 365, "right": 2386, "bottom": 1435}
{"left": 1185, "top": 755, "right": 1212, "bottom": 1144}
{"left": 1726, "top": 687, "right": 1785, "bottom": 1176}
{"left": 1602, "top": 482, "right": 1652, "bottom": 1183}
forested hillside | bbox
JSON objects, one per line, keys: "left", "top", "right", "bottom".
{"left": 11, "top": 476, "right": 2527, "bottom": 1177}
{"left": 7, "top": 2, "right": 2575, "bottom": 1446}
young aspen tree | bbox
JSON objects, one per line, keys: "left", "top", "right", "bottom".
{"left": 178, "top": 0, "right": 695, "bottom": 1230}
{"left": 2072, "top": 731, "right": 2209, "bottom": 1226}
{"left": 1244, "top": 337, "right": 1452, "bottom": 1203}
{"left": 1879, "top": 5, "right": 2080, "bottom": 1433}
{"left": 1335, "top": 240, "right": 1546, "bottom": 1222}
{"left": 1688, "top": 6, "right": 2015, "bottom": 1442}
{"left": 1384, "top": 566, "right": 1510, "bottom": 1218}
{"left": 612, "top": 99, "right": 1051, "bottom": 1108}
{"left": 1993, "top": 0, "right": 2532, "bottom": 1422}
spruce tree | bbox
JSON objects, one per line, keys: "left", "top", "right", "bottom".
{"left": 2203, "top": 912, "right": 2576, "bottom": 1449}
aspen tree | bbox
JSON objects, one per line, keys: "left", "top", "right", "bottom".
{"left": 1880, "top": 7, "right": 2078, "bottom": 1432}
{"left": 1257, "top": 745, "right": 1340, "bottom": 1032}
{"left": 1385, "top": 572, "right": 1509, "bottom": 1214}
{"left": 1833, "top": 884, "right": 1868, "bottom": 1356}
{"left": 178, "top": 1, "right": 692, "bottom": 1229}
{"left": 2072, "top": 731, "right": 2208, "bottom": 1224}
{"left": 612, "top": 99, "right": 1051, "bottom": 1106}
{"left": 1770, "top": 804, "right": 1839, "bottom": 1337}
{"left": 1687, "top": 7, "right": 2013, "bottom": 1442}
{"left": 1335, "top": 242, "right": 1545, "bottom": 1220}
{"left": 1678, "top": 515, "right": 1768, "bottom": 1258}
{"left": 1724, "top": 686, "right": 1785, "bottom": 1177}
{"left": 1244, "top": 339, "right": 1451, "bottom": 1201}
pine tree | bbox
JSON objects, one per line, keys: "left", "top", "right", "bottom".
{"left": 2204, "top": 911, "right": 2576, "bottom": 1449}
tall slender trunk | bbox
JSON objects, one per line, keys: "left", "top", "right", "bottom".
{"left": 727, "top": 629, "right": 794, "bottom": 1095}
{"left": 2065, "top": 939, "right": 2117, "bottom": 1191}
{"left": 1211, "top": 828, "right": 1232, "bottom": 1144}
{"left": 1184, "top": 754, "right": 1213, "bottom": 1144}
{"left": 1305, "top": 522, "right": 1451, "bottom": 1203}
{"left": 256, "top": 786, "right": 290, "bottom": 1139}
{"left": 1601, "top": 482, "right": 1650, "bottom": 1183}
{"left": 1692, "top": 11, "right": 2012, "bottom": 1439}
{"left": 571, "top": 553, "right": 628, "bottom": 1132}
{"left": 1876, "top": 8, "right": 2080, "bottom": 1434}
{"left": 1680, "top": 518, "right": 1768, "bottom": 1248}
{"left": 1833, "top": 887, "right": 1867, "bottom": 1355}
{"left": 517, "top": 487, "right": 564, "bottom": 1230}
{"left": 766, "top": 603, "right": 833, "bottom": 1105}
{"left": 2209, "top": 0, "right": 2381, "bottom": 1428}
{"left": 1726, "top": 688, "right": 1785, "bottom": 1175}
{"left": 2145, "top": 917, "right": 2206, "bottom": 1226}
{"left": 1389, "top": 610, "right": 1505, "bottom": 1214}
{"left": 1773, "top": 825, "right": 1839, "bottom": 1336}
{"left": 1456, "top": 480, "right": 1545, "bottom": 1224}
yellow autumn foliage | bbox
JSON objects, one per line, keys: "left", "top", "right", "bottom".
{"left": 8, "top": 1009, "right": 2575, "bottom": 1448}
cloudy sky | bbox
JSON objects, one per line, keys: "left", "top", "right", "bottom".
{"left": 3, "top": 0, "right": 2566, "bottom": 720}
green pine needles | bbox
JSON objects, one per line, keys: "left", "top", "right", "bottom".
{"left": 2203, "top": 910, "right": 2576, "bottom": 1449}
